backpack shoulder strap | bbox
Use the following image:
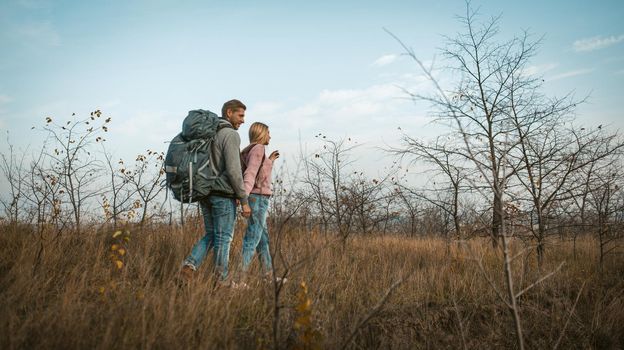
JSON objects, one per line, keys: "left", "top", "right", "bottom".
{"left": 217, "top": 123, "right": 233, "bottom": 132}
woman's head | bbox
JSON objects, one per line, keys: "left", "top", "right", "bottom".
{"left": 249, "top": 122, "right": 270, "bottom": 145}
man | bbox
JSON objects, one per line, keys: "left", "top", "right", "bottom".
{"left": 181, "top": 99, "right": 252, "bottom": 284}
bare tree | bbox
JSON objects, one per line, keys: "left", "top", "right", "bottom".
{"left": 392, "top": 182, "right": 421, "bottom": 237}
{"left": 391, "top": 135, "right": 468, "bottom": 246}
{"left": 126, "top": 150, "right": 166, "bottom": 226}
{"left": 588, "top": 163, "right": 624, "bottom": 265}
{"left": 342, "top": 170, "right": 396, "bottom": 235}
{"left": 302, "top": 134, "right": 359, "bottom": 245}
{"left": 17, "top": 146, "right": 66, "bottom": 231}
{"left": 15, "top": 147, "right": 71, "bottom": 274}
{"left": 101, "top": 151, "right": 135, "bottom": 228}
{"left": 387, "top": 6, "right": 540, "bottom": 247}
{"left": 512, "top": 118, "right": 624, "bottom": 264}
{"left": 386, "top": 4, "right": 576, "bottom": 348}
{"left": 40, "top": 111, "right": 110, "bottom": 233}
{"left": 0, "top": 132, "right": 27, "bottom": 224}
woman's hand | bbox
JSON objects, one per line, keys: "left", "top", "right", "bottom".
{"left": 269, "top": 150, "right": 280, "bottom": 161}
{"left": 241, "top": 203, "right": 251, "bottom": 218}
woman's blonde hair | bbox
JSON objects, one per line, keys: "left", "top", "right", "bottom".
{"left": 249, "top": 122, "right": 269, "bottom": 144}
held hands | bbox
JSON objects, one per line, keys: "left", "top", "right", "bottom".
{"left": 269, "top": 150, "right": 280, "bottom": 161}
{"left": 235, "top": 200, "right": 252, "bottom": 218}
{"left": 241, "top": 203, "right": 251, "bottom": 218}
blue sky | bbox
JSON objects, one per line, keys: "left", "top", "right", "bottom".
{"left": 1, "top": 0, "right": 623, "bottom": 178}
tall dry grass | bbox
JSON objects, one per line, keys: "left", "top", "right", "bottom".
{"left": 0, "top": 221, "right": 622, "bottom": 349}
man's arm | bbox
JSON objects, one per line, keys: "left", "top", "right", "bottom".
{"left": 221, "top": 130, "right": 249, "bottom": 206}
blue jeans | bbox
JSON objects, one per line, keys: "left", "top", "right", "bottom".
{"left": 184, "top": 195, "right": 236, "bottom": 280}
{"left": 242, "top": 194, "right": 272, "bottom": 273}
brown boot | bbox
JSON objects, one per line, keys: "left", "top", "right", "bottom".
{"left": 180, "top": 265, "right": 195, "bottom": 283}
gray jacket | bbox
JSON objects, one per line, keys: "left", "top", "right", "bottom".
{"left": 211, "top": 119, "right": 248, "bottom": 205}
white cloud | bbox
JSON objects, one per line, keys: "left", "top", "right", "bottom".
{"left": 523, "top": 63, "right": 558, "bottom": 76}
{"left": 318, "top": 88, "right": 361, "bottom": 102}
{"left": 549, "top": 68, "right": 594, "bottom": 81}
{"left": 295, "top": 83, "right": 404, "bottom": 126}
{"left": 100, "top": 99, "right": 122, "bottom": 110}
{"left": 233, "top": 76, "right": 435, "bottom": 175}
{"left": 116, "top": 111, "right": 178, "bottom": 144}
{"left": 17, "top": 21, "right": 61, "bottom": 47}
{"left": 400, "top": 73, "right": 429, "bottom": 82}
{"left": 372, "top": 54, "right": 398, "bottom": 67}
{"left": 17, "top": 0, "right": 51, "bottom": 9}
{"left": 0, "top": 95, "right": 12, "bottom": 121}
{"left": 254, "top": 76, "right": 431, "bottom": 148}
{"left": 251, "top": 101, "right": 283, "bottom": 116}
{"left": 0, "top": 95, "right": 12, "bottom": 105}
{"left": 258, "top": 81, "right": 430, "bottom": 175}
{"left": 573, "top": 34, "right": 624, "bottom": 52}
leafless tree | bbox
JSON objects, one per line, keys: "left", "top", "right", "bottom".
{"left": 387, "top": 7, "right": 540, "bottom": 247}
{"left": 391, "top": 135, "right": 468, "bottom": 247}
{"left": 302, "top": 134, "right": 359, "bottom": 245}
{"left": 386, "top": 4, "right": 576, "bottom": 348}
{"left": 342, "top": 170, "right": 396, "bottom": 235}
{"left": 391, "top": 182, "right": 421, "bottom": 237}
{"left": 0, "top": 133, "right": 27, "bottom": 224}
{"left": 126, "top": 150, "right": 166, "bottom": 226}
{"left": 16, "top": 145, "right": 66, "bottom": 231}
{"left": 101, "top": 151, "right": 135, "bottom": 228}
{"left": 40, "top": 111, "right": 110, "bottom": 233}
{"left": 588, "top": 163, "right": 624, "bottom": 265}
{"left": 512, "top": 118, "right": 624, "bottom": 265}
{"left": 16, "top": 147, "right": 70, "bottom": 274}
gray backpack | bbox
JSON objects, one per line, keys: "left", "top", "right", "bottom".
{"left": 164, "top": 109, "right": 233, "bottom": 203}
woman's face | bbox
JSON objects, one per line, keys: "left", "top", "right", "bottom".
{"left": 264, "top": 129, "right": 271, "bottom": 145}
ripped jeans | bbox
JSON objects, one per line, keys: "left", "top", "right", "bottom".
{"left": 183, "top": 195, "right": 237, "bottom": 280}
{"left": 241, "top": 194, "right": 272, "bottom": 273}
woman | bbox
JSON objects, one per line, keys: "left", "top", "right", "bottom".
{"left": 241, "top": 122, "right": 279, "bottom": 276}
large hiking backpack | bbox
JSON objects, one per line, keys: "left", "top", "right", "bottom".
{"left": 164, "top": 109, "right": 232, "bottom": 203}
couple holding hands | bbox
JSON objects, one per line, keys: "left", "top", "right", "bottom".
{"left": 179, "top": 99, "right": 280, "bottom": 287}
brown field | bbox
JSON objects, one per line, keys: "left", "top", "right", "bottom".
{"left": 0, "top": 222, "right": 622, "bottom": 349}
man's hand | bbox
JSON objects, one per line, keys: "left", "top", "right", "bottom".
{"left": 241, "top": 203, "right": 251, "bottom": 218}
{"left": 269, "top": 150, "right": 280, "bottom": 161}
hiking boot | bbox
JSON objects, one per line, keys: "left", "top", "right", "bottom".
{"left": 264, "top": 273, "right": 287, "bottom": 285}
{"left": 180, "top": 264, "right": 195, "bottom": 283}
{"left": 228, "top": 280, "right": 250, "bottom": 290}
{"left": 274, "top": 276, "right": 288, "bottom": 284}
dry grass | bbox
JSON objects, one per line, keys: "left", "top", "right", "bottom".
{"left": 0, "top": 222, "right": 622, "bottom": 349}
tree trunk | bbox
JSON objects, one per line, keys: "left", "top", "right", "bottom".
{"left": 491, "top": 193, "right": 502, "bottom": 248}
{"left": 536, "top": 210, "right": 545, "bottom": 268}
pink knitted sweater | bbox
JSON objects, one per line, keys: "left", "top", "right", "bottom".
{"left": 242, "top": 144, "right": 273, "bottom": 196}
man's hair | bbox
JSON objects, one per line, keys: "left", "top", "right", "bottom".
{"left": 249, "top": 122, "right": 269, "bottom": 144}
{"left": 221, "top": 99, "right": 246, "bottom": 118}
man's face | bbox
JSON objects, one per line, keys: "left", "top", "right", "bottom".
{"left": 226, "top": 108, "right": 245, "bottom": 130}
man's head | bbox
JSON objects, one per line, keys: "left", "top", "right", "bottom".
{"left": 221, "top": 99, "right": 246, "bottom": 130}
